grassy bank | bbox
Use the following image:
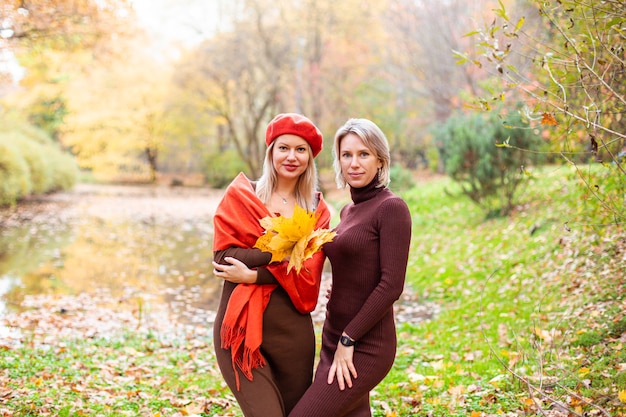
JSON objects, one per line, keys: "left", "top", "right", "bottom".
{"left": 1, "top": 165, "right": 624, "bottom": 416}
{"left": 381, "top": 165, "right": 625, "bottom": 416}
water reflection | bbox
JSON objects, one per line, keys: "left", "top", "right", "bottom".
{"left": 0, "top": 186, "right": 223, "bottom": 342}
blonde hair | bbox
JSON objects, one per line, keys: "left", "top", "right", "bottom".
{"left": 256, "top": 141, "right": 319, "bottom": 211}
{"left": 333, "top": 118, "right": 391, "bottom": 189}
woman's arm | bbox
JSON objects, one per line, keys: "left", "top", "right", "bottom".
{"left": 213, "top": 248, "right": 277, "bottom": 284}
{"left": 343, "top": 197, "right": 412, "bottom": 340}
{"left": 213, "top": 247, "right": 271, "bottom": 268}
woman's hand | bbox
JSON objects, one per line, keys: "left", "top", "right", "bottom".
{"left": 327, "top": 340, "right": 357, "bottom": 390}
{"left": 212, "top": 257, "right": 257, "bottom": 284}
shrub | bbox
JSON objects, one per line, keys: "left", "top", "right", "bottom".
{"left": 0, "top": 115, "right": 78, "bottom": 205}
{"left": 203, "top": 150, "right": 247, "bottom": 188}
{"left": 0, "top": 113, "right": 51, "bottom": 145}
{"left": 389, "top": 163, "right": 414, "bottom": 193}
{"left": 0, "top": 140, "right": 32, "bottom": 206}
{"left": 12, "top": 135, "right": 53, "bottom": 194}
{"left": 434, "top": 108, "right": 545, "bottom": 216}
{"left": 46, "top": 149, "right": 79, "bottom": 191}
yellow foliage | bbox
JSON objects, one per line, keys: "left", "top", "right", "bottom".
{"left": 619, "top": 389, "right": 626, "bottom": 404}
{"left": 254, "top": 205, "right": 336, "bottom": 273}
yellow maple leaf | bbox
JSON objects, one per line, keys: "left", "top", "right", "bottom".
{"left": 619, "top": 389, "right": 626, "bottom": 404}
{"left": 254, "top": 205, "right": 336, "bottom": 273}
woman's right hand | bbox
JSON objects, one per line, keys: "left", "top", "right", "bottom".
{"left": 212, "top": 257, "right": 257, "bottom": 284}
{"left": 327, "top": 342, "right": 357, "bottom": 390}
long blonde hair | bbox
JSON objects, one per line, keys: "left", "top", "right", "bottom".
{"left": 256, "top": 141, "right": 319, "bottom": 211}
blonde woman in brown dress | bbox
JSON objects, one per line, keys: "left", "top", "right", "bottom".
{"left": 289, "top": 118, "right": 412, "bottom": 417}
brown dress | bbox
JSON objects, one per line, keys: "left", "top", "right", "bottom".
{"left": 289, "top": 177, "right": 412, "bottom": 417}
{"left": 213, "top": 247, "right": 315, "bottom": 416}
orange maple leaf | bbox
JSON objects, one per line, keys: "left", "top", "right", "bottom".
{"left": 541, "top": 112, "right": 558, "bottom": 126}
{"left": 254, "top": 205, "right": 336, "bottom": 273}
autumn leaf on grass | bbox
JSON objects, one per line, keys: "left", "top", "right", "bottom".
{"left": 254, "top": 205, "right": 335, "bottom": 273}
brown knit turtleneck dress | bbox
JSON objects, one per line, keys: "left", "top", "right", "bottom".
{"left": 289, "top": 177, "right": 412, "bottom": 417}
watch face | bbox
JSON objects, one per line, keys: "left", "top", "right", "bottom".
{"left": 340, "top": 335, "right": 355, "bottom": 346}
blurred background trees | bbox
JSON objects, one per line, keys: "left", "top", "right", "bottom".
{"left": 1, "top": 0, "right": 623, "bottom": 223}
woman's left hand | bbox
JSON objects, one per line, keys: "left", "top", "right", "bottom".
{"left": 212, "top": 257, "right": 257, "bottom": 284}
{"left": 327, "top": 343, "right": 357, "bottom": 390}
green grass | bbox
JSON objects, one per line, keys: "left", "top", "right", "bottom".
{"left": 0, "top": 334, "right": 233, "bottom": 416}
{"left": 1, "top": 164, "right": 624, "bottom": 416}
{"left": 374, "top": 165, "right": 625, "bottom": 416}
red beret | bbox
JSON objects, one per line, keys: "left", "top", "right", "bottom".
{"left": 265, "top": 113, "right": 323, "bottom": 157}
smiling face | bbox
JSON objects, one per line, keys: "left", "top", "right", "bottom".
{"left": 271, "top": 134, "right": 311, "bottom": 181}
{"left": 338, "top": 133, "right": 382, "bottom": 189}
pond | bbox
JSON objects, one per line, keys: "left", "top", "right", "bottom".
{"left": 0, "top": 183, "right": 435, "bottom": 347}
{"left": 0, "top": 184, "right": 226, "bottom": 345}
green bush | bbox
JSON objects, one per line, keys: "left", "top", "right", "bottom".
{"left": 434, "top": 108, "right": 545, "bottom": 216}
{"left": 12, "top": 135, "right": 53, "bottom": 194}
{"left": 0, "top": 115, "right": 78, "bottom": 205}
{"left": 389, "top": 163, "right": 414, "bottom": 193}
{"left": 46, "top": 149, "right": 79, "bottom": 191}
{"left": 203, "top": 149, "right": 248, "bottom": 188}
{"left": 0, "top": 141, "right": 32, "bottom": 206}
{"left": 0, "top": 113, "right": 51, "bottom": 145}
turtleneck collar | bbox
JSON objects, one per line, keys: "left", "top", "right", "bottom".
{"left": 349, "top": 172, "right": 385, "bottom": 204}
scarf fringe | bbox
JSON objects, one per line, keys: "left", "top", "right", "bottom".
{"left": 222, "top": 327, "right": 267, "bottom": 391}
{"left": 220, "top": 324, "right": 244, "bottom": 350}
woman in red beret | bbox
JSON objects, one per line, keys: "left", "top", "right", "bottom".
{"left": 212, "top": 113, "right": 330, "bottom": 416}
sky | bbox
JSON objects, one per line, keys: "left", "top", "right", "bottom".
{"left": 131, "top": 0, "right": 224, "bottom": 47}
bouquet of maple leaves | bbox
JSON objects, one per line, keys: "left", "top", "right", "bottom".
{"left": 254, "top": 205, "right": 336, "bottom": 273}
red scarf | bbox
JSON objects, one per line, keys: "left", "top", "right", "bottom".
{"left": 213, "top": 173, "right": 330, "bottom": 389}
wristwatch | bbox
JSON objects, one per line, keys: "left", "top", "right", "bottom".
{"left": 340, "top": 335, "right": 356, "bottom": 347}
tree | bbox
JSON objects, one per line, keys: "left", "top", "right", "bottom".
{"left": 386, "top": 0, "right": 497, "bottom": 121}
{"left": 61, "top": 36, "right": 177, "bottom": 182}
{"left": 174, "top": 0, "right": 297, "bottom": 178}
{"left": 455, "top": 0, "right": 625, "bottom": 225}
{"left": 1, "top": 0, "right": 135, "bottom": 150}
{"left": 0, "top": 0, "right": 130, "bottom": 49}
{"left": 173, "top": 0, "right": 406, "bottom": 177}
{"left": 383, "top": 0, "right": 508, "bottom": 171}
{"left": 0, "top": 0, "right": 132, "bottom": 88}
